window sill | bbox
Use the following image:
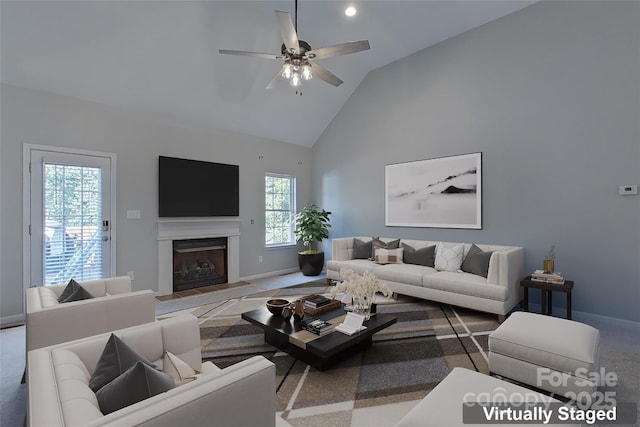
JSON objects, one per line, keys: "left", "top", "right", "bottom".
{"left": 265, "top": 244, "right": 298, "bottom": 250}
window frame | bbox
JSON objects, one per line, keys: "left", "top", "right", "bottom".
{"left": 264, "top": 173, "right": 297, "bottom": 248}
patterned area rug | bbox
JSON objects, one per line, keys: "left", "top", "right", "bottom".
{"left": 160, "top": 279, "right": 500, "bottom": 427}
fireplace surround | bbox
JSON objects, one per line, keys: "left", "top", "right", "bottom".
{"left": 157, "top": 218, "right": 240, "bottom": 295}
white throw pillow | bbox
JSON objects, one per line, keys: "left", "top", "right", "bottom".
{"left": 434, "top": 243, "right": 465, "bottom": 272}
{"left": 162, "top": 351, "right": 201, "bottom": 386}
{"left": 374, "top": 248, "right": 404, "bottom": 265}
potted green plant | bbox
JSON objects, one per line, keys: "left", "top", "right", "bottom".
{"left": 294, "top": 203, "right": 331, "bottom": 276}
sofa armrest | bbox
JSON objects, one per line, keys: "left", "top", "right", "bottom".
{"left": 492, "top": 247, "right": 525, "bottom": 299}
{"left": 90, "top": 356, "right": 276, "bottom": 427}
{"left": 26, "top": 290, "right": 156, "bottom": 352}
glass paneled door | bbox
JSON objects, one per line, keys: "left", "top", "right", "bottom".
{"left": 26, "top": 147, "right": 115, "bottom": 286}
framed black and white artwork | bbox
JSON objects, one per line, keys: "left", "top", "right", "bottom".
{"left": 385, "top": 153, "right": 482, "bottom": 229}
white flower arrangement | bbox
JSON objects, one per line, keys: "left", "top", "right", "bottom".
{"left": 331, "top": 268, "right": 392, "bottom": 302}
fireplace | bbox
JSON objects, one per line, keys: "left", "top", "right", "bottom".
{"left": 173, "top": 237, "right": 227, "bottom": 291}
{"left": 157, "top": 218, "right": 240, "bottom": 296}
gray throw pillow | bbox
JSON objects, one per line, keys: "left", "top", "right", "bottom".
{"left": 60, "top": 284, "right": 94, "bottom": 303}
{"left": 353, "top": 238, "right": 372, "bottom": 259}
{"left": 57, "top": 279, "right": 82, "bottom": 303}
{"left": 461, "top": 244, "right": 494, "bottom": 278}
{"left": 96, "top": 361, "right": 175, "bottom": 415}
{"left": 402, "top": 244, "right": 436, "bottom": 267}
{"left": 89, "top": 334, "right": 157, "bottom": 392}
{"left": 372, "top": 238, "right": 400, "bottom": 259}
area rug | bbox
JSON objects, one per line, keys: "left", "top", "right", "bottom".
{"left": 159, "top": 279, "right": 500, "bottom": 427}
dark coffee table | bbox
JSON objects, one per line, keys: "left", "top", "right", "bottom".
{"left": 241, "top": 305, "right": 397, "bottom": 370}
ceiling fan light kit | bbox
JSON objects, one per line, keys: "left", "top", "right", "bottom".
{"left": 219, "top": 0, "right": 370, "bottom": 91}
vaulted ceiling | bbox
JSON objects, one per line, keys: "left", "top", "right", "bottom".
{"left": 1, "top": 1, "right": 534, "bottom": 147}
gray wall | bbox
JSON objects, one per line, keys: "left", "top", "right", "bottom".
{"left": 1, "top": 84, "right": 312, "bottom": 321}
{"left": 312, "top": 1, "right": 640, "bottom": 322}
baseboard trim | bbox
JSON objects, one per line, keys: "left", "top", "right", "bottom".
{"left": 0, "top": 313, "right": 25, "bottom": 329}
{"left": 240, "top": 267, "right": 300, "bottom": 282}
{"left": 526, "top": 303, "right": 639, "bottom": 329}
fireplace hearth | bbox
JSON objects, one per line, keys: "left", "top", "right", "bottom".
{"left": 173, "top": 237, "right": 227, "bottom": 291}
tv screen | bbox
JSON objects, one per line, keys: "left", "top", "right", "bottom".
{"left": 159, "top": 156, "right": 239, "bottom": 217}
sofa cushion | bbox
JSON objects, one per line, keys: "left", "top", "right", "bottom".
{"left": 372, "top": 237, "right": 400, "bottom": 259}
{"left": 434, "top": 243, "right": 465, "bottom": 271}
{"left": 96, "top": 361, "right": 175, "bottom": 415}
{"left": 327, "top": 259, "right": 379, "bottom": 276}
{"left": 402, "top": 243, "right": 436, "bottom": 267}
{"left": 461, "top": 244, "right": 494, "bottom": 278}
{"left": 374, "top": 248, "right": 404, "bottom": 264}
{"left": 39, "top": 287, "right": 62, "bottom": 308}
{"left": 374, "top": 263, "right": 437, "bottom": 286}
{"left": 163, "top": 351, "right": 201, "bottom": 385}
{"left": 89, "top": 333, "right": 157, "bottom": 392}
{"left": 60, "top": 284, "right": 95, "bottom": 303}
{"left": 51, "top": 349, "right": 103, "bottom": 425}
{"left": 353, "top": 238, "right": 373, "bottom": 259}
{"left": 58, "top": 279, "right": 82, "bottom": 302}
{"left": 423, "top": 271, "right": 508, "bottom": 301}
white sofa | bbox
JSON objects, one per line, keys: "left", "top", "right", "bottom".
{"left": 26, "top": 276, "right": 156, "bottom": 353}
{"left": 27, "top": 314, "right": 276, "bottom": 427}
{"left": 327, "top": 237, "right": 524, "bottom": 317}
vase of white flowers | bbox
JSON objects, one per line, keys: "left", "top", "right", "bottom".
{"left": 331, "top": 268, "right": 392, "bottom": 320}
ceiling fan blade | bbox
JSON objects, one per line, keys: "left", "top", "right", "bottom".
{"left": 307, "top": 40, "right": 370, "bottom": 60}
{"left": 276, "top": 10, "right": 299, "bottom": 54}
{"left": 309, "top": 61, "right": 343, "bottom": 87}
{"left": 219, "top": 49, "right": 283, "bottom": 60}
{"left": 266, "top": 69, "right": 282, "bottom": 90}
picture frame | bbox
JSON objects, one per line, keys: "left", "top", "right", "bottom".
{"left": 385, "top": 152, "right": 482, "bottom": 229}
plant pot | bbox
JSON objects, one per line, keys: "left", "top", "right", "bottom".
{"left": 298, "top": 252, "right": 325, "bottom": 276}
{"left": 543, "top": 259, "right": 555, "bottom": 273}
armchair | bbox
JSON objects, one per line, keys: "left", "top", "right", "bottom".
{"left": 25, "top": 276, "right": 156, "bottom": 353}
{"left": 27, "top": 315, "right": 276, "bottom": 427}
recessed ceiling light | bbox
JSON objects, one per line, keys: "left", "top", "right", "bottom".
{"left": 345, "top": 6, "right": 357, "bottom": 17}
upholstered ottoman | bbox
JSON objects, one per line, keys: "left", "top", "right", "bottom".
{"left": 394, "top": 367, "right": 579, "bottom": 427}
{"left": 489, "top": 311, "right": 600, "bottom": 400}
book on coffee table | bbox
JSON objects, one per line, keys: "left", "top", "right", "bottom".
{"left": 300, "top": 317, "right": 334, "bottom": 336}
{"left": 303, "top": 298, "right": 341, "bottom": 315}
{"left": 335, "top": 312, "right": 366, "bottom": 336}
{"left": 303, "top": 294, "right": 332, "bottom": 308}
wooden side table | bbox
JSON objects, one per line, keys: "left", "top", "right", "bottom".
{"left": 520, "top": 276, "right": 574, "bottom": 320}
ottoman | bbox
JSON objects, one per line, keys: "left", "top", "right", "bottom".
{"left": 489, "top": 311, "right": 600, "bottom": 400}
{"left": 394, "top": 367, "right": 580, "bottom": 427}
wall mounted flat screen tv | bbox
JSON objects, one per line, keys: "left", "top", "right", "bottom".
{"left": 159, "top": 156, "right": 239, "bottom": 217}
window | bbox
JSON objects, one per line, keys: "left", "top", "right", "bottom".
{"left": 265, "top": 173, "right": 296, "bottom": 246}
{"left": 44, "top": 163, "right": 104, "bottom": 284}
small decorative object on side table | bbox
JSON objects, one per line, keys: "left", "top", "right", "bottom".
{"left": 543, "top": 244, "right": 556, "bottom": 273}
{"left": 520, "top": 275, "right": 574, "bottom": 320}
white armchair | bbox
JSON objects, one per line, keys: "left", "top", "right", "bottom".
{"left": 27, "top": 315, "right": 276, "bottom": 427}
{"left": 26, "top": 276, "right": 156, "bottom": 353}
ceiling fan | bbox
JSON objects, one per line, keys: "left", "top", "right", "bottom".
{"left": 219, "top": 0, "right": 370, "bottom": 90}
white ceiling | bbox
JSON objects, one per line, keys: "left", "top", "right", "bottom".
{"left": 1, "top": 1, "right": 534, "bottom": 147}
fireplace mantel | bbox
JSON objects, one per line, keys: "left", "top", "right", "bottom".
{"left": 157, "top": 218, "right": 241, "bottom": 295}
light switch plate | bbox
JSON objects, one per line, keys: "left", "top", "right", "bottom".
{"left": 619, "top": 185, "right": 638, "bottom": 195}
{"left": 127, "top": 209, "right": 141, "bottom": 219}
